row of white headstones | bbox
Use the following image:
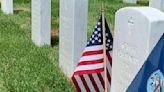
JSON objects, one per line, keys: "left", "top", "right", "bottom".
{"left": 1, "top": 0, "right": 164, "bottom": 91}
{"left": 1, "top": 0, "right": 164, "bottom": 14}
{"left": 125, "top": 0, "right": 164, "bottom": 13}
{"left": 125, "top": 0, "right": 164, "bottom": 11}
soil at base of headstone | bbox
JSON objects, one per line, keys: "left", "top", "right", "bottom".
{"left": 14, "top": 8, "right": 30, "bottom": 14}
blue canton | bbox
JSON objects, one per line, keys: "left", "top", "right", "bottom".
{"left": 87, "top": 16, "right": 113, "bottom": 51}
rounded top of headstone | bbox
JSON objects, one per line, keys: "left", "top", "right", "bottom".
{"left": 116, "top": 7, "right": 164, "bottom": 22}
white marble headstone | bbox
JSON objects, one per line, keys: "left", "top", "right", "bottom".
{"left": 111, "top": 7, "right": 164, "bottom": 92}
{"left": 32, "top": 0, "right": 51, "bottom": 46}
{"left": 59, "top": 0, "right": 88, "bottom": 77}
{"left": 149, "top": 0, "right": 164, "bottom": 12}
{"left": 1, "top": 0, "right": 13, "bottom": 14}
{"left": 123, "top": 0, "right": 137, "bottom": 4}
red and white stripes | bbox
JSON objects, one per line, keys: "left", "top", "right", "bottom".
{"left": 72, "top": 45, "right": 112, "bottom": 92}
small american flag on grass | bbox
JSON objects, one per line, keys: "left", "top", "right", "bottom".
{"left": 71, "top": 16, "right": 113, "bottom": 92}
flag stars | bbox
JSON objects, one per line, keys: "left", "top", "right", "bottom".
{"left": 94, "top": 31, "right": 98, "bottom": 34}
{"left": 72, "top": 16, "right": 113, "bottom": 91}
{"left": 87, "top": 16, "right": 113, "bottom": 52}
{"left": 97, "top": 22, "right": 101, "bottom": 25}
{"left": 95, "top": 25, "right": 97, "bottom": 29}
{"left": 95, "top": 37, "right": 98, "bottom": 40}
{"left": 110, "top": 45, "right": 113, "bottom": 48}
{"left": 92, "top": 35, "right": 94, "bottom": 38}
{"left": 98, "top": 33, "right": 101, "bottom": 37}
{"left": 92, "top": 40, "right": 95, "bottom": 44}
{"left": 107, "top": 39, "right": 111, "bottom": 42}
{"left": 97, "top": 28, "right": 101, "bottom": 31}
{"left": 98, "top": 39, "right": 101, "bottom": 43}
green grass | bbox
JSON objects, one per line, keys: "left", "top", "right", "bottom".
{"left": 0, "top": 0, "right": 148, "bottom": 92}
{"left": 0, "top": 0, "right": 74, "bottom": 92}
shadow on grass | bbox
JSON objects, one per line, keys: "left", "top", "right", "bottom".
{"left": 14, "top": 8, "right": 30, "bottom": 14}
{"left": 51, "top": 29, "right": 59, "bottom": 47}
{"left": 14, "top": 9, "right": 24, "bottom": 14}
{"left": 137, "top": 1, "right": 149, "bottom": 6}
{"left": 51, "top": 35, "right": 59, "bottom": 47}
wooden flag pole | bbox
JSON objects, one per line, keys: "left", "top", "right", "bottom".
{"left": 101, "top": 2, "right": 108, "bottom": 92}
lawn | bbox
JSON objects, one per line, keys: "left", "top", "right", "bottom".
{"left": 0, "top": 0, "right": 147, "bottom": 92}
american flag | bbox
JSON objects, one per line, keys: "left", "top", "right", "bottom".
{"left": 71, "top": 16, "right": 113, "bottom": 92}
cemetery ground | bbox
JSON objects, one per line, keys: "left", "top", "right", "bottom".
{"left": 0, "top": 0, "right": 147, "bottom": 92}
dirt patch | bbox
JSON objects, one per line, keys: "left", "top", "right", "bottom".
{"left": 51, "top": 29, "right": 59, "bottom": 37}
{"left": 14, "top": 8, "right": 30, "bottom": 14}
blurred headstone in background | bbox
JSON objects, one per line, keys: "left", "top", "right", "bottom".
{"left": 1, "top": 0, "right": 13, "bottom": 14}
{"left": 123, "top": 0, "right": 137, "bottom": 4}
{"left": 32, "top": 0, "right": 51, "bottom": 47}
{"left": 149, "top": 0, "right": 164, "bottom": 12}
